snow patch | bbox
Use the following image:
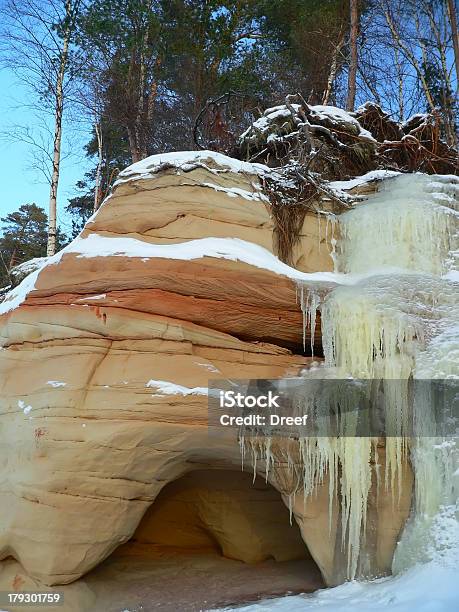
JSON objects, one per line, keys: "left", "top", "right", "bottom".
{"left": 0, "top": 254, "right": 60, "bottom": 315}
{"left": 197, "top": 362, "right": 221, "bottom": 373}
{"left": 309, "top": 104, "right": 375, "bottom": 141}
{"left": 328, "top": 170, "right": 401, "bottom": 194}
{"left": 18, "top": 400, "right": 32, "bottom": 415}
{"left": 213, "top": 562, "right": 459, "bottom": 611}
{"left": 240, "top": 103, "right": 375, "bottom": 142}
{"left": 0, "top": 244, "right": 82, "bottom": 315}
{"left": 146, "top": 380, "right": 208, "bottom": 396}
{"left": 66, "top": 234, "right": 351, "bottom": 286}
{"left": 202, "top": 182, "right": 269, "bottom": 202}
{"left": 116, "top": 150, "right": 269, "bottom": 185}
{"left": 10, "top": 256, "right": 49, "bottom": 279}
{"left": 77, "top": 294, "right": 106, "bottom": 301}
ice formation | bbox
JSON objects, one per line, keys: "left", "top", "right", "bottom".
{"left": 336, "top": 174, "right": 458, "bottom": 275}
{"left": 245, "top": 172, "right": 458, "bottom": 580}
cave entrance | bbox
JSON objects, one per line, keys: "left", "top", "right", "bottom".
{"left": 86, "top": 469, "right": 324, "bottom": 611}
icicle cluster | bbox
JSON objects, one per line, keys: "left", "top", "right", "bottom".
{"left": 242, "top": 172, "right": 458, "bottom": 580}
{"left": 336, "top": 174, "right": 458, "bottom": 276}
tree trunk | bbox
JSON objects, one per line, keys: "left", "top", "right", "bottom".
{"left": 133, "top": 21, "right": 150, "bottom": 162}
{"left": 323, "top": 32, "right": 346, "bottom": 105}
{"left": 446, "top": 0, "right": 459, "bottom": 88}
{"left": 47, "top": 0, "right": 72, "bottom": 256}
{"left": 347, "top": 0, "right": 359, "bottom": 111}
{"left": 393, "top": 46, "right": 404, "bottom": 121}
{"left": 127, "top": 126, "right": 141, "bottom": 163}
{"left": 8, "top": 248, "right": 17, "bottom": 270}
{"left": 93, "top": 121, "right": 103, "bottom": 213}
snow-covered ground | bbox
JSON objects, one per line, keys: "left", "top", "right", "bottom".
{"left": 214, "top": 561, "right": 458, "bottom": 612}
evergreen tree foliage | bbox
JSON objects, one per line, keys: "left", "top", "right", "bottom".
{"left": 0, "top": 204, "right": 67, "bottom": 287}
{"left": 0, "top": 204, "right": 48, "bottom": 286}
{"left": 63, "top": 0, "right": 457, "bottom": 232}
{"left": 256, "top": 0, "right": 350, "bottom": 102}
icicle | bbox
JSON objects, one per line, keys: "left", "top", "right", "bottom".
{"left": 249, "top": 438, "right": 258, "bottom": 484}
{"left": 301, "top": 284, "right": 307, "bottom": 352}
{"left": 298, "top": 283, "right": 322, "bottom": 356}
{"left": 317, "top": 211, "right": 322, "bottom": 253}
{"left": 239, "top": 433, "right": 245, "bottom": 472}
{"left": 330, "top": 221, "right": 338, "bottom": 273}
{"left": 264, "top": 436, "right": 272, "bottom": 483}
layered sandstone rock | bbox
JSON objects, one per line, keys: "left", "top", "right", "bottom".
{"left": 0, "top": 151, "right": 412, "bottom": 597}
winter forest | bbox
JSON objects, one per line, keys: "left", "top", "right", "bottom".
{"left": 0, "top": 0, "right": 457, "bottom": 288}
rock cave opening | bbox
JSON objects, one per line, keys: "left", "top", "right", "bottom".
{"left": 84, "top": 469, "right": 325, "bottom": 611}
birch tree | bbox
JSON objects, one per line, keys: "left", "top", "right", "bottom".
{"left": 446, "top": 0, "right": 459, "bottom": 88}
{"left": 1, "top": 0, "right": 81, "bottom": 255}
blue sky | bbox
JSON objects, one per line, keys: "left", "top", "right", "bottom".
{"left": 0, "top": 68, "right": 91, "bottom": 232}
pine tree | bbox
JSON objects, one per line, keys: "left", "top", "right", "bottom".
{"left": 77, "top": 0, "right": 164, "bottom": 163}
{"left": 0, "top": 204, "right": 48, "bottom": 286}
{"left": 0, "top": 204, "right": 67, "bottom": 287}
{"left": 257, "top": 0, "right": 350, "bottom": 103}
{"left": 67, "top": 0, "right": 269, "bottom": 231}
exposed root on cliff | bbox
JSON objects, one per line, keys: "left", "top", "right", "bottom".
{"left": 261, "top": 162, "right": 352, "bottom": 265}
{"left": 356, "top": 104, "right": 458, "bottom": 175}
{"left": 240, "top": 94, "right": 377, "bottom": 181}
{"left": 238, "top": 95, "right": 458, "bottom": 179}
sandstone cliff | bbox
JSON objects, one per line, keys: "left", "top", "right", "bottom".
{"left": 0, "top": 151, "right": 413, "bottom": 602}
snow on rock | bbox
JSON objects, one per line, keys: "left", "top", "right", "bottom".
{"left": 7, "top": 179, "right": 454, "bottom": 318}
{"left": 327, "top": 170, "right": 401, "bottom": 195}
{"left": 76, "top": 294, "right": 107, "bottom": 301}
{"left": 115, "top": 150, "right": 269, "bottom": 185}
{"left": 0, "top": 253, "right": 61, "bottom": 315}
{"left": 329, "top": 170, "right": 458, "bottom": 202}
{"left": 10, "top": 257, "right": 50, "bottom": 283}
{"left": 18, "top": 400, "right": 32, "bottom": 415}
{"left": 0, "top": 234, "right": 342, "bottom": 317}
{"left": 66, "top": 234, "right": 350, "bottom": 286}
{"left": 146, "top": 380, "right": 209, "bottom": 396}
{"left": 197, "top": 362, "right": 221, "bottom": 373}
{"left": 202, "top": 182, "right": 269, "bottom": 202}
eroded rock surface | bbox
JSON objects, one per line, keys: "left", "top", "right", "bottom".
{"left": 0, "top": 152, "right": 412, "bottom": 594}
